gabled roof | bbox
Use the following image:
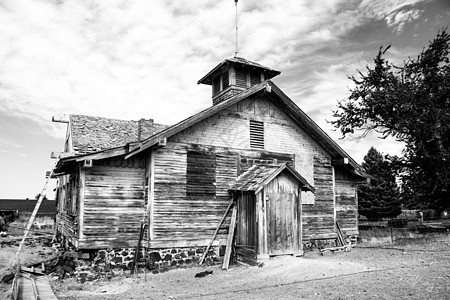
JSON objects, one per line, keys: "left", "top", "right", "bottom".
{"left": 230, "top": 163, "right": 314, "bottom": 194}
{"left": 197, "top": 57, "right": 281, "bottom": 85}
{"left": 54, "top": 80, "right": 366, "bottom": 178}
{"left": 125, "top": 80, "right": 365, "bottom": 177}
{"left": 125, "top": 82, "right": 269, "bottom": 158}
{"left": 52, "top": 115, "right": 168, "bottom": 175}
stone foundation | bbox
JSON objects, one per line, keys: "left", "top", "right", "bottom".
{"left": 146, "top": 246, "right": 219, "bottom": 273}
{"left": 303, "top": 239, "right": 337, "bottom": 251}
{"left": 72, "top": 246, "right": 220, "bottom": 282}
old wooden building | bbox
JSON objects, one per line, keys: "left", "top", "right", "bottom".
{"left": 52, "top": 57, "right": 365, "bottom": 268}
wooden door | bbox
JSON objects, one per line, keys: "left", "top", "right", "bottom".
{"left": 235, "top": 193, "right": 257, "bottom": 265}
{"left": 267, "top": 192, "right": 296, "bottom": 255}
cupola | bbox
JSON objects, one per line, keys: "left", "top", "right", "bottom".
{"left": 198, "top": 57, "right": 281, "bottom": 105}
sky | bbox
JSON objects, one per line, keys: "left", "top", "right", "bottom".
{"left": 0, "top": 0, "right": 449, "bottom": 199}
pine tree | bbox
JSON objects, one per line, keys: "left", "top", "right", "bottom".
{"left": 358, "top": 147, "right": 402, "bottom": 221}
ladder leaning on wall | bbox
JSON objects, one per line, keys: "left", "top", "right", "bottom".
{"left": 12, "top": 162, "right": 57, "bottom": 268}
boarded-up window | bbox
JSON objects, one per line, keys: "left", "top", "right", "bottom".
{"left": 250, "top": 120, "right": 264, "bottom": 149}
{"left": 187, "top": 151, "right": 216, "bottom": 197}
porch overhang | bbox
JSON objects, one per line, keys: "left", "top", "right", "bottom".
{"left": 229, "top": 163, "right": 314, "bottom": 194}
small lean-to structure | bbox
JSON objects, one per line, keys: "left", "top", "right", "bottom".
{"left": 51, "top": 57, "right": 365, "bottom": 272}
{"left": 230, "top": 163, "right": 314, "bottom": 265}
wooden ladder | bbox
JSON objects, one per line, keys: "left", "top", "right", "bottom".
{"left": 335, "top": 221, "right": 345, "bottom": 246}
{"left": 222, "top": 205, "right": 238, "bottom": 270}
{"left": 130, "top": 222, "right": 146, "bottom": 274}
{"left": 12, "top": 162, "right": 57, "bottom": 268}
{"left": 199, "top": 197, "right": 234, "bottom": 265}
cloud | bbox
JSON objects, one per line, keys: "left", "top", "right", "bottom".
{"left": 359, "top": 0, "right": 425, "bottom": 33}
{"left": 0, "top": 0, "right": 432, "bottom": 157}
{"left": 0, "top": 137, "right": 22, "bottom": 149}
{"left": 386, "top": 8, "right": 423, "bottom": 33}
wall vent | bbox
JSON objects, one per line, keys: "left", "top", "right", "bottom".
{"left": 250, "top": 71, "right": 261, "bottom": 86}
{"left": 235, "top": 67, "right": 247, "bottom": 88}
{"left": 250, "top": 120, "right": 264, "bottom": 149}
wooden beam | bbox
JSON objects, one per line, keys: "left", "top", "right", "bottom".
{"left": 335, "top": 221, "right": 345, "bottom": 247}
{"left": 79, "top": 168, "right": 86, "bottom": 241}
{"left": 199, "top": 197, "right": 234, "bottom": 265}
{"left": 75, "top": 148, "right": 126, "bottom": 162}
{"left": 222, "top": 205, "right": 238, "bottom": 270}
{"left": 332, "top": 157, "right": 349, "bottom": 166}
{"left": 82, "top": 159, "right": 93, "bottom": 168}
{"left": 147, "top": 149, "right": 156, "bottom": 242}
{"left": 157, "top": 138, "right": 167, "bottom": 147}
{"left": 51, "top": 151, "right": 75, "bottom": 159}
{"left": 52, "top": 114, "right": 69, "bottom": 123}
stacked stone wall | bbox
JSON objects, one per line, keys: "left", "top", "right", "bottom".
{"left": 146, "top": 246, "right": 219, "bottom": 273}
{"left": 302, "top": 238, "right": 337, "bottom": 251}
{"left": 73, "top": 246, "right": 219, "bottom": 282}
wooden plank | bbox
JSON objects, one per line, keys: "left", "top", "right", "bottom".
{"left": 297, "top": 186, "right": 303, "bottom": 255}
{"left": 257, "top": 191, "right": 264, "bottom": 255}
{"left": 52, "top": 114, "right": 69, "bottom": 123}
{"left": 235, "top": 246, "right": 256, "bottom": 258}
{"left": 222, "top": 205, "right": 238, "bottom": 270}
{"left": 147, "top": 148, "right": 155, "bottom": 243}
{"left": 199, "top": 198, "right": 234, "bottom": 265}
{"left": 335, "top": 221, "right": 345, "bottom": 246}
{"left": 20, "top": 266, "right": 45, "bottom": 275}
{"left": 130, "top": 223, "right": 145, "bottom": 274}
{"left": 236, "top": 245, "right": 258, "bottom": 266}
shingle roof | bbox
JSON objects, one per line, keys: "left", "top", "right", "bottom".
{"left": 230, "top": 163, "right": 314, "bottom": 193}
{"left": 197, "top": 56, "right": 281, "bottom": 85}
{"left": 69, "top": 115, "right": 168, "bottom": 154}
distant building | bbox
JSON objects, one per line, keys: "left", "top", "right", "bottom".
{"left": 0, "top": 198, "right": 56, "bottom": 219}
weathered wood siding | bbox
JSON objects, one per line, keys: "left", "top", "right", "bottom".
{"left": 56, "top": 172, "right": 80, "bottom": 248}
{"left": 149, "top": 142, "right": 293, "bottom": 248}
{"left": 151, "top": 144, "right": 226, "bottom": 248}
{"left": 302, "top": 154, "right": 335, "bottom": 240}
{"left": 335, "top": 166, "right": 360, "bottom": 236}
{"left": 169, "top": 95, "right": 340, "bottom": 240}
{"left": 79, "top": 155, "right": 146, "bottom": 249}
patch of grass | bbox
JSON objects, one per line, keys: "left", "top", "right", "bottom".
{"left": 359, "top": 226, "right": 450, "bottom": 250}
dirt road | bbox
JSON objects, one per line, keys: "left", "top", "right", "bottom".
{"left": 51, "top": 236, "right": 450, "bottom": 300}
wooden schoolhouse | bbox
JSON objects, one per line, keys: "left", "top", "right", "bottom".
{"left": 52, "top": 57, "right": 364, "bottom": 267}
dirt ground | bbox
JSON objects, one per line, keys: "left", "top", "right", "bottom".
{"left": 0, "top": 220, "right": 56, "bottom": 300}
{"left": 2, "top": 233, "right": 450, "bottom": 299}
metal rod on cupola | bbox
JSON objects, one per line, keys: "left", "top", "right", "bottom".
{"left": 235, "top": 0, "right": 239, "bottom": 57}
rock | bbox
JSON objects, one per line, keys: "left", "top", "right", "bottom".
{"left": 1, "top": 273, "right": 14, "bottom": 283}
{"left": 68, "top": 285, "right": 83, "bottom": 291}
{"left": 194, "top": 270, "right": 213, "bottom": 278}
